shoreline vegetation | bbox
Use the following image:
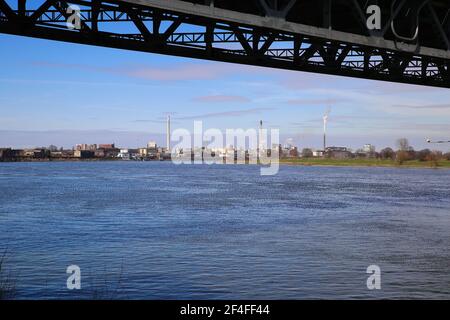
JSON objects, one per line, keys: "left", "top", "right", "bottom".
{"left": 280, "top": 158, "right": 450, "bottom": 169}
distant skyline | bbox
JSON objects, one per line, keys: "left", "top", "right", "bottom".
{"left": 1, "top": 34, "right": 450, "bottom": 151}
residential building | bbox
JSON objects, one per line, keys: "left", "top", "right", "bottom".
{"left": 98, "top": 144, "right": 115, "bottom": 150}
{"left": 325, "top": 147, "right": 352, "bottom": 159}
{"left": 363, "top": 144, "right": 376, "bottom": 153}
{"left": 74, "top": 150, "right": 95, "bottom": 159}
{"left": 0, "top": 148, "right": 12, "bottom": 160}
{"left": 147, "top": 141, "right": 157, "bottom": 149}
{"left": 313, "top": 150, "right": 324, "bottom": 157}
{"left": 75, "top": 144, "right": 97, "bottom": 151}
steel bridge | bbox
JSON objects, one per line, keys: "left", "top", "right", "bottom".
{"left": 0, "top": 0, "right": 450, "bottom": 88}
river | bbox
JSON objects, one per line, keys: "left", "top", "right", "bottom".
{"left": 0, "top": 162, "right": 448, "bottom": 299}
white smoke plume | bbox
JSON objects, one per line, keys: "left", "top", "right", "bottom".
{"left": 323, "top": 107, "right": 331, "bottom": 133}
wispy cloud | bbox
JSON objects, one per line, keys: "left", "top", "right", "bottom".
{"left": 126, "top": 64, "right": 230, "bottom": 81}
{"left": 286, "top": 98, "right": 347, "bottom": 106}
{"left": 132, "top": 118, "right": 181, "bottom": 125}
{"left": 357, "top": 80, "right": 447, "bottom": 95}
{"left": 280, "top": 72, "right": 343, "bottom": 90}
{"left": 192, "top": 95, "right": 251, "bottom": 103}
{"left": 179, "top": 107, "right": 274, "bottom": 120}
{"left": 31, "top": 60, "right": 276, "bottom": 82}
{"left": 132, "top": 119, "right": 167, "bottom": 124}
{"left": 32, "top": 60, "right": 227, "bottom": 81}
{"left": 392, "top": 104, "right": 450, "bottom": 110}
{"left": 0, "top": 77, "right": 159, "bottom": 88}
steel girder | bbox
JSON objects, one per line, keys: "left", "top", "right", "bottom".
{"left": 0, "top": 0, "right": 449, "bottom": 88}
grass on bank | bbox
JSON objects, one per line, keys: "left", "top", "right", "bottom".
{"left": 280, "top": 158, "right": 450, "bottom": 168}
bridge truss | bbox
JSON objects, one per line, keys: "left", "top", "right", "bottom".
{"left": 0, "top": 0, "right": 449, "bottom": 88}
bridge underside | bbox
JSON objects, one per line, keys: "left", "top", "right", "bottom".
{"left": 0, "top": 0, "right": 449, "bottom": 88}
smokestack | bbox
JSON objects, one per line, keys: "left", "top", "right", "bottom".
{"left": 166, "top": 115, "right": 171, "bottom": 153}
{"left": 323, "top": 109, "right": 330, "bottom": 152}
{"left": 259, "top": 120, "right": 264, "bottom": 152}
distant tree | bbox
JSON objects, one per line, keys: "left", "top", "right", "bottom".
{"left": 426, "top": 151, "right": 443, "bottom": 167}
{"left": 444, "top": 152, "right": 450, "bottom": 161}
{"left": 417, "top": 149, "right": 432, "bottom": 162}
{"left": 433, "top": 150, "right": 443, "bottom": 159}
{"left": 397, "top": 151, "right": 412, "bottom": 164}
{"left": 396, "top": 138, "right": 415, "bottom": 164}
{"left": 301, "top": 148, "right": 313, "bottom": 158}
{"left": 396, "top": 138, "right": 412, "bottom": 151}
{"left": 380, "top": 147, "right": 395, "bottom": 160}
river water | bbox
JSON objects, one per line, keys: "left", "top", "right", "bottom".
{"left": 0, "top": 162, "right": 449, "bottom": 299}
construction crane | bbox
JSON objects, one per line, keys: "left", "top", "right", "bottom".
{"left": 427, "top": 139, "right": 450, "bottom": 144}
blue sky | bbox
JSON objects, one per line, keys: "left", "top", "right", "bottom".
{"left": 1, "top": 33, "right": 450, "bottom": 151}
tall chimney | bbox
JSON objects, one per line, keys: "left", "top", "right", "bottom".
{"left": 323, "top": 112, "right": 329, "bottom": 152}
{"left": 166, "top": 115, "right": 171, "bottom": 153}
{"left": 259, "top": 120, "right": 266, "bottom": 152}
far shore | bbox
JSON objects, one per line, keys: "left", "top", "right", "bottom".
{"left": 0, "top": 158, "right": 122, "bottom": 163}
{"left": 2, "top": 157, "right": 450, "bottom": 170}
{"left": 279, "top": 158, "right": 450, "bottom": 169}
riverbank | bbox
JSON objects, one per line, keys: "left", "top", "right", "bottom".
{"left": 280, "top": 158, "right": 450, "bottom": 169}
{"left": 0, "top": 158, "right": 123, "bottom": 163}
{"left": 2, "top": 157, "right": 450, "bottom": 169}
